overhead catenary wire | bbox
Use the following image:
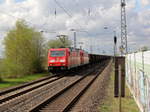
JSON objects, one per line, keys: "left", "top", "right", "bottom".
{"left": 0, "top": 0, "right": 93, "bottom": 41}
{"left": 69, "top": 0, "right": 99, "bottom": 36}
{"left": 55, "top": 0, "right": 94, "bottom": 38}
{"left": 53, "top": 0, "right": 95, "bottom": 52}
{"left": 74, "top": 0, "right": 91, "bottom": 17}
{"left": 53, "top": 0, "right": 72, "bottom": 18}
{"left": 73, "top": 0, "right": 95, "bottom": 20}
{"left": 53, "top": 0, "right": 86, "bottom": 31}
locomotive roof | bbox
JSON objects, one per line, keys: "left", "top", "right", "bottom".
{"left": 49, "top": 47, "right": 88, "bottom": 53}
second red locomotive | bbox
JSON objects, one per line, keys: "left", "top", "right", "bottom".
{"left": 48, "top": 48, "right": 89, "bottom": 72}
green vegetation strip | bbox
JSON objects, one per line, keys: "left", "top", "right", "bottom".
{"left": 0, "top": 73, "right": 48, "bottom": 90}
{"left": 98, "top": 70, "right": 139, "bottom": 112}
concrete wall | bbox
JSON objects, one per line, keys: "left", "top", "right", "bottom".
{"left": 126, "top": 51, "right": 150, "bottom": 112}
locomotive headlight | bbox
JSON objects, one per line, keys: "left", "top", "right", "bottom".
{"left": 60, "top": 60, "right": 65, "bottom": 62}
{"left": 50, "top": 60, "right": 55, "bottom": 62}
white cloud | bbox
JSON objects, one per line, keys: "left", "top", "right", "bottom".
{"left": 0, "top": 0, "right": 149, "bottom": 56}
{"left": 141, "top": 0, "right": 149, "bottom": 7}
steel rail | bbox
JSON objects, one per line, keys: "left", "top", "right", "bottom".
{"left": 0, "top": 76, "right": 64, "bottom": 104}
{"left": 30, "top": 62, "right": 108, "bottom": 112}
{"left": 0, "top": 75, "right": 59, "bottom": 96}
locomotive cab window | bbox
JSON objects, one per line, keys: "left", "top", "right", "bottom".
{"left": 50, "top": 51, "right": 65, "bottom": 57}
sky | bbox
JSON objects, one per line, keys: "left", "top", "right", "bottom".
{"left": 0, "top": 0, "right": 150, "bottom": 57}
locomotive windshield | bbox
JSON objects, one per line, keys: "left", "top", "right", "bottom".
{"left": 50, "top": 51, "right": 65, "bottom": 57}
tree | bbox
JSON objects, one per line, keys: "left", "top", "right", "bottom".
{"left": 139, "top": 46, "right": 149, "bottom": 52}
{"left": 3, "top": 20, "right": 44, "bottom": 77}
{"left": 0, "top": 58, "right": 4, "bottom": 80}
{"left": 47, "top": 35, "right": 72, "bottom": 49}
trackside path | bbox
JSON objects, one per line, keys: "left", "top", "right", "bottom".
{"left": 98, "top": 67, "right": 139, "bottom": 112}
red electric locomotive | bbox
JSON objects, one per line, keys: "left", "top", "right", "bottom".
{"left": 48, "top": 48, "right": 89, "bottom": 72}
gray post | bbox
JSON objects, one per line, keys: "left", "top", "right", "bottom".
{"left": 80, "top": 46, "right": 82, "bottom": 49}
{"left": 119, "top": 65, "right": 122, "bottom": 112}
{"left": 74, "top": 32, "right": 76, "bottom": 48}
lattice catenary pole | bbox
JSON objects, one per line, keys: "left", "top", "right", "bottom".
{"left": 121, "top": 0, "right": 128, "bottom": 55}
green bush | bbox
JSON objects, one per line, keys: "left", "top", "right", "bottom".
{"left": 2, "top": 20, "right": 45, "bottom": 78}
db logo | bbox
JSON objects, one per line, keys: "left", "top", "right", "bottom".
{"left": 56, "top": 58, "right": 59, "bottom": 62}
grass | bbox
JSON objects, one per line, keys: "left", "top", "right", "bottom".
{"left": 99, "top": 70, "right": 140, "bottom": 112}
{"left": 0, "top": 73, "right": 49, "bottom": 90}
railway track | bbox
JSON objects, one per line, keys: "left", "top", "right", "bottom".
{"left": 0, "top": 75, "right": 58, "bottom": 96}
{"left": 0, "top": 60, "right": 109, "bottom": 112}
{"left": 0, "top": 75, "right": 63, "bottom": 104}
{"left": 30, "top": 67, "right": 103, "bottom": 112}
{"left": 0, "top": 71, "right": 83, "bottom": 105}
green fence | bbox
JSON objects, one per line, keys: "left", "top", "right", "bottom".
{"left": 126, "top": 51, "right": 150, "bottom": 112}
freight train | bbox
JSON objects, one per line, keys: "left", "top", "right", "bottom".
{"left": 48, "top": 48, "right": 89, "bottom": 72}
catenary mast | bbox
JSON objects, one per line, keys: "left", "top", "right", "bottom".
{"left": 120, "top": 0, "right": 128, "bottom": 55}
